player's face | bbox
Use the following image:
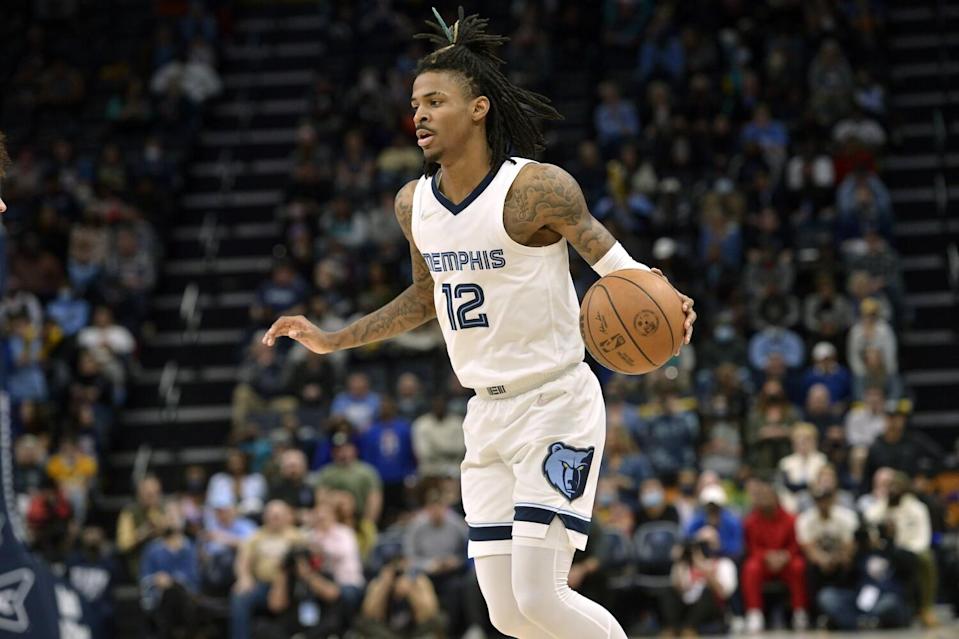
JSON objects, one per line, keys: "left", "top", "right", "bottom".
{"left": 411, "top": 71, "right": 484, "bottom": 164}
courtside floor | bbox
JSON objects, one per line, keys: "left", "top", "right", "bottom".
{"left": 627, "top": 621, "right": 959, "bottom": 639}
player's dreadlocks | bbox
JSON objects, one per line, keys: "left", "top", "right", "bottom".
{"left": 415, "top": 7, "right": 562, "bottom": 176}
{"left": 0, "top": 131, "right": 10, "bottom": 180}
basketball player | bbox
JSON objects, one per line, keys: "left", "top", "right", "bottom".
{"left": 264, "top": 9, "right": 696, "bottom": 638}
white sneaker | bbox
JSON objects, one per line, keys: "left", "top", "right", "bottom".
{"left": 792, "top": 608, "right": 809, "bottom": 631}
{"left": 746, "top": 610, "right": 764, "bottom": 634}
{"left": 730, "top": 616, "right": 746, "bottom": 635}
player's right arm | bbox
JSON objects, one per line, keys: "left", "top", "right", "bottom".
{"left": 263, "top": 180, "right": 436, "bottom": 354}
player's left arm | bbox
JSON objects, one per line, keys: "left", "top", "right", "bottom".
{"left": 516, "top": 163, "right": 696, "bottom": 346}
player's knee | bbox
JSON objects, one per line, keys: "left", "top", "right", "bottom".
{"left": 485, "top": 597, "right": 529, "bottom": 636}
{"left": 512, "top": 577, "right": 555, "bottom": 624}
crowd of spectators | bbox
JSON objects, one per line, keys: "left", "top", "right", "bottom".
{"left": 2, "top": 1, "right": 227, "bottom": 637}
{"left": 5, "top": 1, "right": 959, "bottom": 638}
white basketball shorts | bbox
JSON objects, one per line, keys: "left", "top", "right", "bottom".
{"left": 461, "top": 362, "right": 606, "bottom": 558}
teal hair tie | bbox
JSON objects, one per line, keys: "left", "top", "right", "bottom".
{"left": 431, "top": 7, "right": 454, "bottom": 43}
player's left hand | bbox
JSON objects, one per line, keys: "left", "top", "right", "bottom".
{"left": 650, "top": 268, "right": 696, "bottom": 352}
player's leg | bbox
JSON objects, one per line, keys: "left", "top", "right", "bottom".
{"left": 461, "top": 395, "right": 551, "bottom": 637}
{"left": 475, "top": 553, "right": 555, "bottom": 638}
{"left": 504, "top": 364, "right": 627, "bottom": 638}
{"left": 512, "top": 519, "right": 628, "bottom": 639}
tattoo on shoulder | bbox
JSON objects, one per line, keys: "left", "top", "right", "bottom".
{"left": 505, "top": 164, "right": 586, "bottom": 229}
{"left": 504, "top": 164, "right": 611, "bottom": 261}
{"left": 394, "top": 180, "right": 417, "bottom": 235}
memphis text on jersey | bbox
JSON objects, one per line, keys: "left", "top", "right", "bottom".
{"left": 421, "top": 248, "right": 506, "bottom": 273}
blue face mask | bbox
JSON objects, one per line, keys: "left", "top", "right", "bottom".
{"left": 641, "top": 490, "right": 664, "bottom": 508}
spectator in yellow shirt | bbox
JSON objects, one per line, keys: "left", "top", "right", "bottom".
{"left": 47, "top": 436, "right": 97, "bottom": 524}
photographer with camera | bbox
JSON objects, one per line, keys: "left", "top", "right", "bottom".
{"left": 353, "top": 556, "right": 447, "bottom": 639}
{"left": 862, "top": 470, "right": 938, "bottom": 627}
{"left": 254, "top": 495, "right": 364, "bottom": 638}
{"left": 657, "top": 526, "right": 737, "bottom": 636}
{"left": 816, "top": 521, "right": 913, "bottom": 630}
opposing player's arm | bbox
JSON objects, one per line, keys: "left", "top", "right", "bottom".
{"left": 263, "top": 180, "right": 436, "bottom": 353}
{"left": 515, "top": 163, "right": 696, "bottom": 345}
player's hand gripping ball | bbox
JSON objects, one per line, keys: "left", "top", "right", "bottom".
{"left": 580, "top": 268, "right": 691, "bottom": 375}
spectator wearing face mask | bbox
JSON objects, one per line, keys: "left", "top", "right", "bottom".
{"left": 862, "top": 472, "right": 939, "bottom": 627}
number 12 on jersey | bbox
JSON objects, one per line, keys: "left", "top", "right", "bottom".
{"left": 441, "top": 283, "right": 489, "bottom": 330}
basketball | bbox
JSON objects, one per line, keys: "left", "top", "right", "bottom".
{"left": 579, "top": 269, "right": 685, "bottom": 375}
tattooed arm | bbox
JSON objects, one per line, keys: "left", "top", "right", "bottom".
{"left": 263, "top": 180, "right": 436, "bottom": 354}
{"left": 507, "top": 163, "right": 696, "bottom": 345}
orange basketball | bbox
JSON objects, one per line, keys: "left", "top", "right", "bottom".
{"left": 579, "top": 269, "right": 685, "bottom": 375}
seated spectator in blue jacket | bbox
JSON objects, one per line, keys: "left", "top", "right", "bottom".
{"left": 45, "top": 285, "right": 90, "bottom": 336}
{"left": 140, "top": 502, "right": 207, "bottom": 637}
{"left": 635, "top": 391, "right": 699, "bottom": 480}
{"left": 360, "top": 396, "right": 416, "bottom": 524}
{"left": 330, "top": 372, "right": 381, "bottom": 433}
{"left": 4, "top": 311, "right": 49, "bottom": 402}
{"left": 685, "top": 484, "right": 744, "bottom": 561}
{"left": 250, "top": 259, "right": 309, "bottom": 327}
{"left": 201, "top": 493, "right": 257, "bottom": 595}
{"left": 802, "top": 342, "right": 852, "bottom": 406}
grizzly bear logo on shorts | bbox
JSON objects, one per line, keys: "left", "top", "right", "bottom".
{"left": 542, "top": 442, "right": 594, "bottom": 501}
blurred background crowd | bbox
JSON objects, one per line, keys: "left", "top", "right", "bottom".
{"left": 1, "top": 0, "right": 958, "bottom": 638}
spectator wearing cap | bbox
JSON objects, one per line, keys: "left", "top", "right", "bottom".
{"left": 742, "top": 480, "right": 808, "bottom": 633}
{"left": 847, "top": 297, "right": 897, "bottom": 378}
{"left": 862, "top": 472, "right": 939, "bottom": 627}
{"left": 313, "top": 427, "right": 383, "bottom": 529}
{"left": 862, "top": 401, "right": 943, "bottom": 488}
{"left": 659, "top": 526, "right": 739, "bottom": 636}
{"left": 685, "top": 484, "right": 744, "bottom": 561}
{"left": 200, "top": 491, "right": 257, "bottom": 595}
{"left": 802, "top": 342, "right": 852, "bottom": 406}
{"left": 796, "top": 479, "right": 858, "bottom": 614}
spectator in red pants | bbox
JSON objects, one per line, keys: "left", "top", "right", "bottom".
{"left": 742, "top": 479, "right": 808, "bottom": 633}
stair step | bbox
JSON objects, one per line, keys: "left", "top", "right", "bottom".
{"left": 139, "top": 329, "right": 246, "bottom": 367}
{"left": 911, "top": 300, "right": 959, "bottom": 331}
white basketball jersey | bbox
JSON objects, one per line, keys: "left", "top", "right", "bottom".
{"left": 411, "top": 157, "right": 584, "bottom": 391}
